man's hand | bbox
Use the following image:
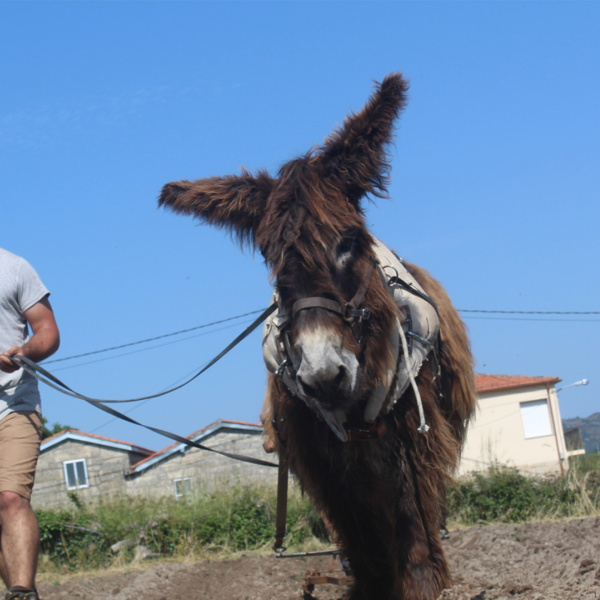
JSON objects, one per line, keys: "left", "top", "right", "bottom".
{"left": 0, "top": 347, "right": 23, "bottom": 373}
{"left": 0, "top": 297, "right": 59, "bottom": 374}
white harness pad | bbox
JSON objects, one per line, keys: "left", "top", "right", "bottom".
{"left": 261, "top": 238, "right": 439, "bottom": 425}
{"left": 369, "top": 239, "right": 439, "bottom": 422}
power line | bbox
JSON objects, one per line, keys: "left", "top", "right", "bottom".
{"left": 460, "top": 310, "right": 600, "bottom": 315}
{"left": 463, "top": 316, "right": 599, "bottom": 323}
{"left": 43, "top": 307, "right": 599, "bottom": 366}
{"left": 44, "top": 309, "right": 266, "bottom": 365}
{"left": 460, "top": 310, "right": 600, "bottom": 323}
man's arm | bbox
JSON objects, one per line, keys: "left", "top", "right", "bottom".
{"left": 0, "top": 297, "right": 60, "bottom": 373}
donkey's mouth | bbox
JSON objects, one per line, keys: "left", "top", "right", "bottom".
{"left": 312, "top": 403, "right": 349, "bottom": 442}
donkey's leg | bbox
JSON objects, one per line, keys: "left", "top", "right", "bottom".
{"left": 341, "top": 506, "right": 447, "bottom": 600}
{"left": 393, "top": 516, "right": 449, "bottom": 600}
{"left": 319, "top": 450, "right": 404, "bottom": 600}
{"left": 338, "top": 499, "right": 398, "bottom": 600}
{"left": 391, "top": 449, "right": 451, "bottom": 600}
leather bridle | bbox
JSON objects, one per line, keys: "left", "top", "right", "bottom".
{"left": 290, "top": 256, "right": 377, "bottom": 343}
{"left": 271, "top": 257, "right": 384, "bottom": 441}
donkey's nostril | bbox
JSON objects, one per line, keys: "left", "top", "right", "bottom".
{"left": 299, "top": 366, "right": 349, "bottom": 403}
{"left": 299, "top": 378, "right": 318, "bottom": 399}
{"left": 334, "top": 366, "right": 346, "bottom": 387}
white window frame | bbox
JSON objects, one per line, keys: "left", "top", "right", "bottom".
{"left": 63, "top": 458, "right": 90, "bottom": 490}
{"left": 520, "top": 399, "right": 553, "bottom": 439}
{"left": 174, "top": 477, "right": 192, "bottom": 499}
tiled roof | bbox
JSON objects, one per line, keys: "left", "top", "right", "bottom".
{"left": 41, "top": 429, "right": 154, "bottom": 455}
{"left": 475, "top": 373, "right": 560, "bottom": 393}
{"left": 130, "top": 419, "right": 263, "bottom": 471}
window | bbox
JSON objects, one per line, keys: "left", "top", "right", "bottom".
{"left": 174, "top": 477, "right": 192, "bottom": 499}
{"left": 63, "top": 459, "right": 89, "bottom": 490}
{"left": 520, "top": 400, "right": 553, "bottom": 439}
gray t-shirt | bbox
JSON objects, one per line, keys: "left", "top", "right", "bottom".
{"left": 0, "top": 248, "right": 50, "bottom": 420}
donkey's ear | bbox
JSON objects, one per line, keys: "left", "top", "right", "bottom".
{"left": 318, "top": 73, "right": 409, "bottom": 207}
{"left": 159, "top": 169, "right": 274, "bottom": 248}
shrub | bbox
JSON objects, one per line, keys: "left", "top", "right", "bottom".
{"left": 36, "top": 457, "right": 600, "bottom": 575}
{"left": 37, "top": 508, "right": 111, "bottom": 570}
{"left": 446, "top": 459, "right": 600, "bottom": 525}
{"left": 36, "top": 484, "right": 326, "bottom": 573}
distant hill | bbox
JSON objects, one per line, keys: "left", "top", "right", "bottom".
{"left": 562, "top": 412, "right": 600, "bottom": 454}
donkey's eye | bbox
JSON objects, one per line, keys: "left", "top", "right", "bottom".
{"left": 338, "top": 238, "right": 355, "bottom": 255}
{"left": 335, "top": 232, "right": 358, "bottom": 269}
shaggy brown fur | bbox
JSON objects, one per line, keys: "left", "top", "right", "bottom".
{"left": 159, "top": 73, "right": 477, "bottom": 600}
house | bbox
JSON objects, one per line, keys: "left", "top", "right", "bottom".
{"left": 32, "top": 373, "right": 578, "bottom": 509}
{"left": 124, "top": 419, "right": 277, "bottom": 500}
{"left": 33, "top": 420, "right": 277, "bottom": 509}
{"left": 459, "top": 374, "right": 573, "bottom": 476}
{"left": 32, "top": 430, "right": 154, "bottom": 510}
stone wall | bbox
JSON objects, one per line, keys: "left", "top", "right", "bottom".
{"left": 126, "top": 428, "right": 278, "bottom": 499}
{"left": 31, "top": 424, "right": 279, "bottom": 509}
{"left": 32, "top": 439, "right": 146, "bottom": 509}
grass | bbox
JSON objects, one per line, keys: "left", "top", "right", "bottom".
{"left": 446, "top": 454, "right": 600, "bottom": 526}
{"left": 36, "top": 453, "right": 600, "bottom": 578}
{"left": 36, "top": 483, "right": 329, "bottom": 577}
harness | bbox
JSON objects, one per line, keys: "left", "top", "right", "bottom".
{"left": 262, "top": 238, "right": 441, "bottom": 441}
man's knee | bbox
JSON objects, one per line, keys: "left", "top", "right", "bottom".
{"left": 0, "top": 491, "right": 29, "bottom": 515}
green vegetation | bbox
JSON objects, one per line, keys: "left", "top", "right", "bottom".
{"left": 41, "top": 419, "right": 72, "bottom": 439}
{"left": 36, "top": 484, "right": 328, "bottom": 574}
{"left": 446, "top": 455, "right": 600, "bottom": 526}
{"left": 36, "top": 455, "right": 600, "bottom": 576}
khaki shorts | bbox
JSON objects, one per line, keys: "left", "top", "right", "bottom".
{"left": 0, "top": 411, "right": 42, "bottom": 500}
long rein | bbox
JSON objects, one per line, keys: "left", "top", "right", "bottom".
{"left": 9, "top": 304, "right": 279, "bottom": 469}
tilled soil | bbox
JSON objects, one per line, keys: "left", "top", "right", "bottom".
{"left": 38, "top": 516, "right": 600, "bottom": 600}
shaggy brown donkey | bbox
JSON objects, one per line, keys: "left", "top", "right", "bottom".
{"left": 159, "top": 73, "right": 477, "bottom": 600}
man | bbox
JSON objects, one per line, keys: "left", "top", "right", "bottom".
{"left": 0, "top": 248, "right": 60, "bottom": 600}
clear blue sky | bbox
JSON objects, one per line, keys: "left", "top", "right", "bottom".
{"left": 1, "top": 1, "right": 598, "bottom": 451}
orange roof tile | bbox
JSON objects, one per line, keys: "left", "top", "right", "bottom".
{"left": 130, "top": 419, "right": 262, "bottom": 470}
{"left": 42, "top": 428, "right": 154, "bottom": 454}
{"left": 475, "top": 373, "right": 560, "bottom": 393}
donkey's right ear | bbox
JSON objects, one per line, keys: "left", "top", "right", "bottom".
{"left": 159, "top": 169, "right": 274, "bottom": 248}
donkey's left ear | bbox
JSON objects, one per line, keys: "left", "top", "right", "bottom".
{"left": 318, "top": 73, "right": 409, "bottom": 207}
{"left": 159, "top": 169, "right": 274, "bottom": 248}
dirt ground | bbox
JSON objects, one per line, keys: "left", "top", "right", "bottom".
{"left": 37, "top": 516, "right": 600, "bottom": 600}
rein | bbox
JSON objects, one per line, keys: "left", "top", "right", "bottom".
{"left": 11, "top": 304, "right": 279, "bottom": 469}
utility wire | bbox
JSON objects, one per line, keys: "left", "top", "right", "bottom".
{"left": 44, "top": 309, "right": 266, "bottom": 365}
{"left": 44, "top": 307, "right": 599, "bottom": 366}
{"left": 460, "top": 310, "right": 600, "bottom": 315}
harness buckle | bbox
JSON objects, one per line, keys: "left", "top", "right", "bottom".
{"left": 344, "top": 305, "right": 371, "bottom": 322}
{"left": 346, "top": 418, "right": 388, "bottom": 441}
{"left": 275, "top": 358, "right": 289, "bottom": 378}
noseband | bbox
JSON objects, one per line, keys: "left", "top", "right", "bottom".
{"left": 291, "top": 256, "right": 376, "bottom": 343}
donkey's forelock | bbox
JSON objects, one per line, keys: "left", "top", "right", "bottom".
{"left": 255, "top": 154, "right": 369, "bottom": 276}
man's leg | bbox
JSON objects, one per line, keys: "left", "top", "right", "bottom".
{"left": 0, "top": 492, "right": 39, "bottom": 590}
{"left": 0, "top": 526, "right": 9, "bottom": 587}
{"left": 0, "top": 412, "right": 42, "bottom": 595}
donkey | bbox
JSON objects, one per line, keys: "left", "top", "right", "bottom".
{"left": 159, "top": 73, "right": 477, "bottom": 600}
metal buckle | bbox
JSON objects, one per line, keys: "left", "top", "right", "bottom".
{"left": 344, "top": 305, "right": 371, "bottom": 321}
{"left": 275, "top": 358, "right": 289, "bottom": 378}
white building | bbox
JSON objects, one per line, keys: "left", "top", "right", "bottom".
{"left": 459, "top": 374, "right": 575, "bottom": 476}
